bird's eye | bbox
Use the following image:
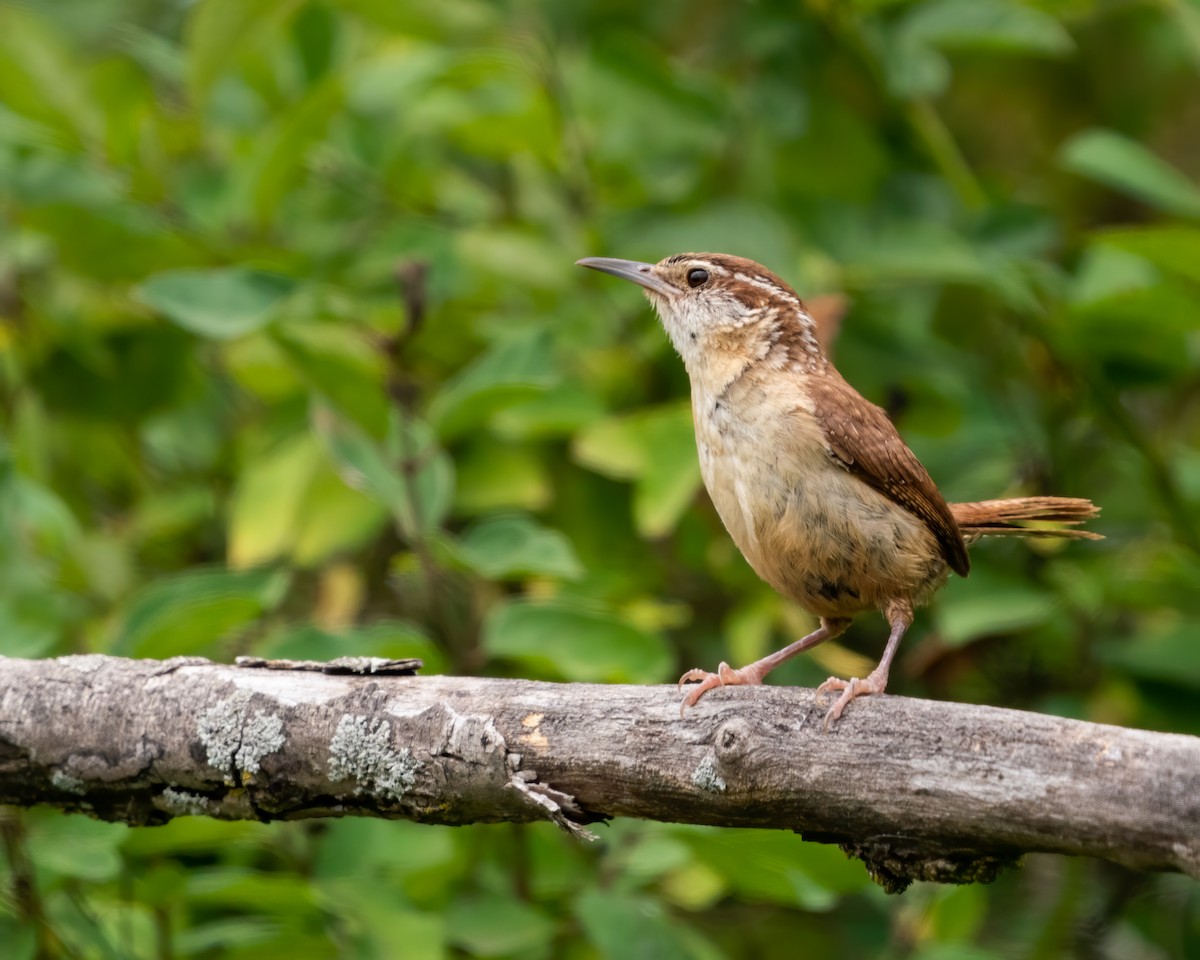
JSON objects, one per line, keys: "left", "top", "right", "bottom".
{"left": 687, "top": 268, "right": 709, "bottom": 288}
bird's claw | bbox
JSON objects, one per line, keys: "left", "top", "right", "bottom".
{"left": 677, "top": 662, "right": 758, "bottom": 715}
{"left": 816, "top": 674, "right": 884, "bottom": 729}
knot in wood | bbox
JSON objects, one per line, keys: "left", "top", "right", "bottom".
{"left": 714, "top": 718, "right": 753, "bottom": 762}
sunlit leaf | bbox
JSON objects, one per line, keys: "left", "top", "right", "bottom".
{"left": 573, "top": 402, "right": 701, "bottom": 538}
{"left": 1096, "top": 226, "right": 1200, "bottom": 285}
{"left": 186, "top": 866, "right": 318, "bottom": 912}
{"left": 228, "top": 435, "right": 320, "bottom": 568}
{"left": 676, "top": 826, "right": 869, "bottom": 907}
{"left": 1069, "top": 245, "right": 1159, "bottom": 305}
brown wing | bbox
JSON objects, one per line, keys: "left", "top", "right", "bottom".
{"left": 807, "top": 372, "right": 970, "bottom": 577}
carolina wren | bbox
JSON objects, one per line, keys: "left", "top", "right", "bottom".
{"left": 578, "top": 253, "right": 1100, "bottom": 725}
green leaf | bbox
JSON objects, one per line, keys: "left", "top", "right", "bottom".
{"left": 445, "top": 896, "right": 556, "bottom": 957}
{"left": 0, "top": 6, "right": 104, "bottom": 147}
{"left": 315, "top": 410, "right": 454, "bottom": 539}
{"left": 313, "top": 820, "right": 454, "bottom": 883}
{"left": 27, "top": 812, "right": 127, "bottom": 883}
{"left": 910, "top": 947, "right": 1005, "bottom": 960}
{"left": 884, "top": 0, "right": 1072, "bottom": 98}
{"left": 1096, "top": 226, "right": 1200, "bottom": 285}
{"left": 575, "top": 890, "right": 714, "bottom": 960}
{"left": 174, "top": 919, "right": 281, "bottom": 956}
{"left": 1065, "top": 284, "right": 1199, "bottom": 385}
{"left": 238, "top": 73, "right": 344, "bottom": 227}
{"left": 184, "top": 0, "right": 302, "bottom": 104}
{"left": 291, "top": 466, "right": 389, "bottom": 567}
{"left": 186, "top": 866, "right": 318, "bottom": 912}
{"left": 1098, "top": 621, "right": 1200, "bottom": 690}
{"left": 677, "top": 826, "right": 869, "bottom": 907}
{"left": 273, "top": 330, "right": 390, "bottom": 439}
{"left": 1069, "top": 244, "right": 1159, "bottom": 305}
{"left": 0, "top": 922, "right": 35, "bottom": 960}
{"left": 491, "top": 382, "right": 606, "bottom": 439}
{"left": 842, "top": 221, "right": 990, "bottom": 286}
{"left": 228, "top": 433, "right": 387, "bottom": 569}
{"left": 925, "top": 883, "right": 988, "bottom": 943}
{"left": 113, "top": 566, "right": 290, "bottom": 658}
{"left": 572, "top": 402, "right": 701, "bottom": 538}
{"left": 453, "top": 438, "right": 551, "bottom": 514}
{"left": 483, "top": 600, "right": 672, "bottom": 683}
{"left": 456, "top": 513, "right": 584, "bottom": 580}
{"left": 899, "top": 0, "right": 1073, "bottom": 56}
{"left": 882, "top": 35, "right": 951, "bottom": 100}
{"left": 120, "top": 819, "right": 271, "bottom": 858}
{"left": 935, "top": 585, "right": 1058, "bottom": 647}
{"left": 228, "top": 434, "right": 320, "bottom": 568}
{"left": 1059, "top": 129, "right": 1200, "bottom": 219}
{"left": 428, "top": 328, "right": 559, "bottom": 440}
{"left": 133, "top": 268, "right": 297, "bottom": 339}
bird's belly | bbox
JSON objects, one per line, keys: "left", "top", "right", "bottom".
{"left": 696, "top": 412, "right": 947, "bottom": 618}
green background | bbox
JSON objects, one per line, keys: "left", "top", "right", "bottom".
{"left": 2, "top": 0, "right": 1199, "bottom": 956}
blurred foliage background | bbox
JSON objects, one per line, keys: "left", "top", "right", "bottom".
{"left": 1, "top": 0, "right": 1199, "bottom": 956}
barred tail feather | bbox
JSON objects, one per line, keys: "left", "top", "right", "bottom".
{"left": 951, "top": 497, "right": 1103, "bottom": 540}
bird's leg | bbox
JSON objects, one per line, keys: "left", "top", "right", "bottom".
{"left": 818, "top": 600, "right": 913, "bottom": 727}
{"left": 679, "top": 616, "right": 852, "bottom": 713}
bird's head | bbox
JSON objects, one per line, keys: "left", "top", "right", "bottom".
{"left": 577, "top": 252, "right": 825, "bottom": 385}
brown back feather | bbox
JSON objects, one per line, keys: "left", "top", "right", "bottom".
{"left": 807, "top": 371, "right": 971, "bottom": 577}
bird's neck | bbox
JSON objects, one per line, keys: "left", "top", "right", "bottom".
{"left": 684, "top": 311, "right": 829, "bottom": 399}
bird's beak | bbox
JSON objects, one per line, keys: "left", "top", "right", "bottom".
{"left": 576, "top": 257, "right": 677, "bottom": 298}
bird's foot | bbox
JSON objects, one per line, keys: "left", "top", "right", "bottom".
{"left": 816, "top": 672, "right": 887, "bottom": 729}
{"left": 677, "top": 662, "right": 761, "bottom": 714}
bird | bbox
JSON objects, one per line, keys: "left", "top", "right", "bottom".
{"left": 577, "top": 252, "right": 1101, "bottom": 726}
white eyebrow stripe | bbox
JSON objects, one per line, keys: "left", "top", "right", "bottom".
{"left": 733, "top": 271, "right": 800, "bottom": 306}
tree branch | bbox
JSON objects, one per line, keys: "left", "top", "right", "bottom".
{"left": 2, "top": 654, "right": 1197, "bottom": 892}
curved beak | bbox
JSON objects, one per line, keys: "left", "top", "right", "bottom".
{"left": 576, "top": 257, "right": 677, "bottom": 298}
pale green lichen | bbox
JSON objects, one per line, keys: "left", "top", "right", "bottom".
{"left": 197, "top": 689, "right": 285, "bottom": 779}
{"left": 690, "top": 753, "right": 726, "bottom": 792}
{"left": 159, "top": 787, "right": 212, "bottom": 816}
{"left": 50, "top": 770, "right": 86, "bottom": 795}
{"left": 328, "top": 714, "right": 418, "bottom": 801}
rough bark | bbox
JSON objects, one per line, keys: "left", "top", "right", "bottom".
{"left": 1, "top": 653, "right": 1197, "bottom": 892}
